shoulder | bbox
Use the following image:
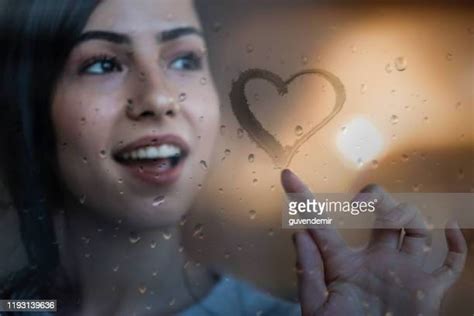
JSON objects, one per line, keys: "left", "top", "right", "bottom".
{"left": 181, "top": 274, "right": 301, "bottom": 316}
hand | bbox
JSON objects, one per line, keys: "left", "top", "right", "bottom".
{"left": 281, "top": 169, "right": 467, "bottom": 316}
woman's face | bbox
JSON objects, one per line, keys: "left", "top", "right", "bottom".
{"left": 52, "top": 0, "right": 219, "bottom": 228}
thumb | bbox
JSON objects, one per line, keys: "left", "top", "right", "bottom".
{"left": 294, "top": 231, "right": 328, "bottom": 313}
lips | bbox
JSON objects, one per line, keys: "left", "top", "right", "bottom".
{"left": 113, "top": 134, "right": 190, "bottom": 185}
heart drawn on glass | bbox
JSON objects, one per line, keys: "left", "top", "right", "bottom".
{"left": 229, "top": 68, "right": 346, "bottom": 168}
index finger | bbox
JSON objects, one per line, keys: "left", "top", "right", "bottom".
{"left": 281, "top": 169, "right": 348, "bottom": 262}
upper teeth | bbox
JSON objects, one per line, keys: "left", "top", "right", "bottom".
{"left": 120, "top": 144, "right": 182, "bottom": 161}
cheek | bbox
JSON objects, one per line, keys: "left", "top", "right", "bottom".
{"left": 53, "top": 97, "right": 107, "bottom": 156}
{"left": 52, "top": 92, "right": 120, "bottom": 192}
{"left": 190, "top": 87, "right": 220, "bottom": 155}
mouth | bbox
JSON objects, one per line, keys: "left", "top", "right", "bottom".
{"left": 113, "top": 135, "right": 190, "bottom": 185}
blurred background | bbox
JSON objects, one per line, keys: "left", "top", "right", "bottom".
{"left": 1, "top": 0, "right": 473, "bottom": 314}
{"left": 188, "top": 0, "right": 474, "bottom": 314}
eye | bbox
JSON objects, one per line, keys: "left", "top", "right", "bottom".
{"left": 169, "top": 52, "right": 202, "bottom": 71}
{"left": 79, "top": 55, "right": 123, "bottom": 75}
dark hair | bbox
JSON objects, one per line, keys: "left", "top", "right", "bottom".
{"left": 0, "top": 0, "right": 99, "bottom": 304}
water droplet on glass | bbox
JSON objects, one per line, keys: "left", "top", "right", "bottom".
{"left": 390, "top": 115, "right": 399, "bottom": 125}
{"left": 252, "top": 178, "right": 258, "bottom": 185}
{"left": 371, "top": 160, "right": 379, "bottom": 169}
{"left": 458, "top": 168, "right": 465, "bottom": 180}
{"left": 357, "top": 158, "right": 364, "bottom": 167}
{"left": 249, "top": 209, "right": 257, "bottom": 220}
{"left": 248, "top": 154, "right": 255, "bottom": 163}
{"left": 423, "top": 116, "right": 429, "bottom": 122}
{"left": 341, "top": 126, "right": 348, "bottom": 134}
{"left": 200, "top": 160, "right": 208, "bottom": 170}
{"left": 295, "top": 125, "right": 304, "bottom": 137}
{"left": 162, "top": 231, "right": 172, "bottom": 240}
{"left": 246, "top": 44, "right": 254, "bottom": 54}
{"left": 129, "top": 232, "right": 141, "bottom": 244}
{"left": 360, "top": 83, "right": 367, "bottom": 94}
{"left": 267, "top": 228, "right": 274, "bottom": 237}
{"left": 178, "top": 93, "right": 187, "bottom": 102}
{"left": 224, "top": 149, "right": 231, "bottom": 156}
{"left": 152, "top": 196, "right": 165, "bottom": 207}
{"left": 220, "top": 125, "right": 226, "bottom": 135}
{"left": 126, "top": 99, "right": 134, "bottom": 111}
{"left": 81, "top": 236, "right": 91, "bottom": 244}
{"left": 200, "top": 77, "right": 207, "bottom": 85}
{"left": 212, "top": 21, "right": 222, "bottom": 32}
{"left": 80, "top": 117, "right": 86, "bottom": 125}
{"left": 218, "top": 187, "right": 224, "bottom": 193}
{"left": 270, "top": 185, "right": 275, "bottom": 191}
{"left": 412, "top": 184, "right": 421, "bottom": 192}
{"left": 79, "top": 195, "right": 86, "bottom": 204}
{"left": 446, "top": 52, "right": 453, "bottom": 61}
{"left": 394, "top": 57, "right": 407, "bottom": 71}
{"left": 416, "top": 290, "right": 425, "bottom": 300}
{"left": 301, "top": 55, "right": 308, "bottom": 65}
{"left": 455, "top": 101, "right": 462, "bottom": 110}
{"left": 150, "top": 240, "right": 157, "bottom": 249}
{"left": 193, "top": 224, "right": 204, "bottom": 237}
{"left": 401, "top": 154, "right": 409, "bottom": 162}
{"left": 112, "top": 265, "right": 120, "bottom": 272}
{"left": 138, "top": 285, "right": 147, "bottom": 294}
{"left": 99, "top": 150, "right": 107, "bottom": 159}
{"left": 82, "top": 157, "right": 88, "bottom": 164}
{"left": 385, "top": 63, "right": 393, "bottom": 73}
{"left": 237, "top": 128, "right": 245, "bottom": 139}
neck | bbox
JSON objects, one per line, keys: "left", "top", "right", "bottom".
{"left": 54, "top": 205, "right": 216, "bottom": 315}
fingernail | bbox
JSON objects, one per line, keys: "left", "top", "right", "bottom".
{"left": 281, "top": 169, "right": 293, "bottom": 180}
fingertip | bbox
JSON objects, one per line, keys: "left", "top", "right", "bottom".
{"left": 281, "top": 168, "right": 294, "bottom": 184}
{"left": 281, "top": 169, "right": 306, "bottom": 193}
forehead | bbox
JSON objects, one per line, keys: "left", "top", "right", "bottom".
{"left": 84, "top": 0, "right": 200, "bottom": 34}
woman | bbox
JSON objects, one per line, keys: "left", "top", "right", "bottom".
{"left": 0, "top": 0, "right": 467, "bottom": 315}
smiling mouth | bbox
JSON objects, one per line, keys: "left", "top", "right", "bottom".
{"left": 113, "top": 136, "right": 190, "bottom": 184}
{"left": 115, "top": 144, "right": 185, "bottom": 169}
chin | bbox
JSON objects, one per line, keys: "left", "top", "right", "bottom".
{"left": 113, "top": 201, "right": 189, "bottom": 230}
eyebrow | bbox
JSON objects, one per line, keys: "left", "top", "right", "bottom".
{"left": 74, "top": 27, "right": 203, "bottom": 47}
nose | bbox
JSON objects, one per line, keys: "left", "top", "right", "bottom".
{"left": 126, "top": 72, "right": 180, "bottom": 121}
